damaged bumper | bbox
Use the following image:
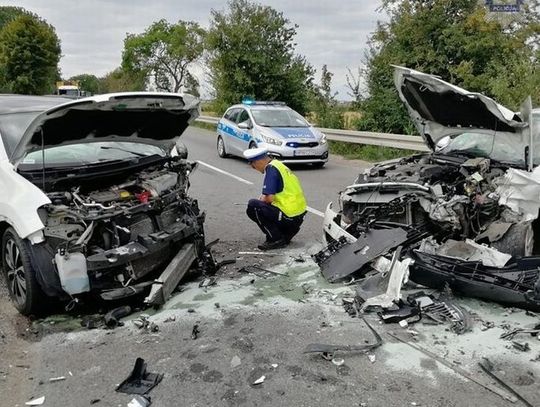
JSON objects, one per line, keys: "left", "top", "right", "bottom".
{"left": 321, "top": 202, "right": 356, "bottom": 245}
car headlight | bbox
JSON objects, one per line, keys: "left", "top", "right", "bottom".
{"left": 319, "top": 134, "right": 327, "bottom": 145}
{"left": 262, "top": 134, "right": 282, "bottom": 146}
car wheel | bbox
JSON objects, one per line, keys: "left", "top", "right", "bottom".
{"left": 249, "top": 141, "right": 257, "bottom": 149}
{"left": 2, "top": 227, "right": 44, "bottom": 315}
{"left": 217, "top": 136, "right": 229, "bottom": 158}
{"left": 491, "top": 222, "right": 534, "bottom": 257}
{"left": 312, "top": 162, "right": 325, "bottom": 169}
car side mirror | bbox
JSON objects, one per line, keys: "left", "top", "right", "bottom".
{"left": 238, "top": 120, "right": 252, "bottom": 130}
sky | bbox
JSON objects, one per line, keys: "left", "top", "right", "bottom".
{"left": 1, "top": 0, "right": 386, "bottom": 99}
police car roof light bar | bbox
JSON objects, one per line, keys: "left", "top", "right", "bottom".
{"left": 241, "top": 97, "right": 286, "bottom": 106}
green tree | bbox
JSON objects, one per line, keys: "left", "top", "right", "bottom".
{"left": 0, "top": 14, "right": 61, "bottom": 95}
{"left": 310, "top": 65, "right": 343, "bottom": 128}
{"left": 99, "top": 67, "right": 146, "bottom": 93}
{"left": 0, "top": 6, "right": 33, "bottom": 30}
{"left": 206, "top": 0, "right": 314, "bottom": 114}
{"left": 357, "top": 0, "right": 540, "bottom": 134}
{"left": 69, "top": 73, "right": 101, "bottom": 94}
{"left": 122, "top": 19, "right": 205, "bottom": 93}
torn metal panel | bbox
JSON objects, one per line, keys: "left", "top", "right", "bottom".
{"left": 475, "top": 221, "right": 512, "bottom": 243}
{"left": 144, "top": 243, "right": 197, "bottom": 306}
{"left": 410, "top": 250, "right": 540, "bottom": 311}
{"left": 360, "top": 248, "right": 413, "bottom": 311}
{"left": 496, "top": 166, "right": 540, "bottom": 221}
{"left": 314, "top": 228, "right": 408, "bottom": 282}
{"left": 420, "top": 238, "right": 511, "bottom": 268}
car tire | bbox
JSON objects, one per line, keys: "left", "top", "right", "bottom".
{"left": 217, "top": 136, "right": 229, "bottom": 158}
{"left": 312, "top": 162, "right": 325, "bottom": 169}
{"left": 2, "top": 227, "right": 44, "bottom": 315}
{"left": 491, "top": 222, "right": 534, "bottom": 257}
{"left": 249, "top": 141, "right": 257, "bottom": 149}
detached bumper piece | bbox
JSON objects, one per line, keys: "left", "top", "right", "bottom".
{"left": 313, "top": 228, "right": 408, "bottom": 282}
{"left": 116, "top": 358, "right": 163, "bottom": 395}
{"left": 410, "top": 250, "right": 540, "bottom": 311}
{"left": 87, "top": 223, "right": 195, "bottom": 271}
{"left": 144, "top": 243, "right": 197, "bottom": 306}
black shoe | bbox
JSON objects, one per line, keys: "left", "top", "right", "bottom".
{"left": 258, "top": 239, "right": 288, "bottom": 251}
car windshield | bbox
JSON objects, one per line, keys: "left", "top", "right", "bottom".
{"left": 439, "top": 132, "right": 527, "bottom": 166}
{"left": 251, "top": 108, "right": 309, "bottom": 127}
{"left": 18, "top": 141, "right": 165, "bottom": 168}
{"left": 0, "top": 112, "right": 42, "bottom": 157}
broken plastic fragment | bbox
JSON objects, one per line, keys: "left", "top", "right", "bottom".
{"left": 332, "top": 358, "right": 345, "bottom": 366}
{"left": 127, "top": 395, "right": 152, "bottom": 407}
{"left": 368, "top": 354, "right": 376, "bottom": 363}
{"left": 25, "top": 397, "right": 45, "bottom": 406}
{"left": 49, "top": 376, "right": 66, "bottom": 382}
{"left": 230, "top": 356, "right": 241, "bottom": 369}
{"left": 253, "top": 375, "right": 265, "bottom": 385}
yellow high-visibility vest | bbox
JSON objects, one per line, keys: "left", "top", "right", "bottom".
{"left": 268, "top": 160, "right": 307, "bottom": 217}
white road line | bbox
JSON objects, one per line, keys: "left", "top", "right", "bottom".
{"left": 197, "top": 160, "right": 254, "bottom": 185}
{"left": 197, "top": 160, "right": 324, "bottom": 218}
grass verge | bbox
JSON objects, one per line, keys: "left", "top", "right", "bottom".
{"left": 329, "top": 140, "right": 418, "bottom": 162}
{"left": 191, "top": 121, "right": 218, "bottom": 132}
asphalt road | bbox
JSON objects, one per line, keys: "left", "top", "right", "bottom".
{"left": 182, "top": 125, "right": 367, "bottom": 247}
{"left": 1, "top": 127, "right": 539, "bottom": 407}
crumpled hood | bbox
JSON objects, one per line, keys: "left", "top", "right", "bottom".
{"left": 11, "top": 92, "right": 199, "bottom": 165}
{"left": 393, "top": 66, "right": 525, "bottom": 150}
{"left": 263, "top": 126, "right": 317, "bottom": 140}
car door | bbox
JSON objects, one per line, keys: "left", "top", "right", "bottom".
{"left": 234, "top": 108, "right": 253, "bottom": 152}
{"left": 219, "top": 108, "right": 240, "bottom": 155}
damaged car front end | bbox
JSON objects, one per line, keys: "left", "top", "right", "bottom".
{"left": 0, "top": 93, "right": 208, "bottom": 315}
{"left": 317, "top": 66, "right": 540, "bottom": 310}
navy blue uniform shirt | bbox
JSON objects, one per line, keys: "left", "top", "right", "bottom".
{"left": 262, "top": 164, "right": 284, "bottom": 195}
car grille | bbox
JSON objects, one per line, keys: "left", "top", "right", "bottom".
{"left": 286, "top": 141, "right": 319, "bottom": 148}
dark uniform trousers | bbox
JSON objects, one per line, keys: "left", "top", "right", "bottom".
{"left": 246, "top": 199, "right": 305, "bottom": 243}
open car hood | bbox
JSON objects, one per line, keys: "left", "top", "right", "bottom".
{"left": 393, "top": 66, "right": 525, "bottom": 150}
{"left": 11, "top": 92, "right": 199, "bottom": 165}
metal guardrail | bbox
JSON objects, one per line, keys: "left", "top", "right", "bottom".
{"left": 196, "top": 115, "right": 429, "bottom": 152}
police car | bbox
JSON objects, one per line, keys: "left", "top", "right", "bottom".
{"left": 216, "top": 100, "right": 329, "bottom": 167}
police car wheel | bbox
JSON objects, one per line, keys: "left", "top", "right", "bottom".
{"left": 217, "top": 136, "right": 229, "bottom": 158}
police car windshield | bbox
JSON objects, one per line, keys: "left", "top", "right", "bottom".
{"left": 251, "top": 108, "right": 309, "bottom": 128}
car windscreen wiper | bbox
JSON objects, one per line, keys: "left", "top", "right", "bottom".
{"left": 99, "top": 145, "right": 152, "bottom": 157}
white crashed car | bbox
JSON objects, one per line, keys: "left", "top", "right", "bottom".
{"left": 323, "top": 66, "right": 540, "bottom": 258}
{"left": 0, "top": 93, "right": 208, "bottom": 315}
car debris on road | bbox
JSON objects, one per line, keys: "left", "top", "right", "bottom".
{"left": 316, "top": 66, "right": 540, "bottom": 318}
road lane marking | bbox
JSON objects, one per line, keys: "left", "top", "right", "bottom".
{"left": 197, "top": 160, "right": 254, "bottom": 185}
{"left": 197, "top": 160, "right": 324, "bottom": 218}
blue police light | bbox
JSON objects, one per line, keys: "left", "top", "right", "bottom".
{"left": 242, "top": 97, "right": 255, "bottom": 105}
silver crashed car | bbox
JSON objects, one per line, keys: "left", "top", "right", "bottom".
{"left": 316, "top": 66, "right": 540, "bottom": 309}
{"left": 0, "top": 93, "right": 208, "bottom": 315}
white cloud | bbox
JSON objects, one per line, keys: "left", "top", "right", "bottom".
{"left": 1, "top": 0, "right": 386, "bottom": 99}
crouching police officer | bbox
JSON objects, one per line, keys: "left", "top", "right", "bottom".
{"left": 243, "top": 148, "right": 307, "bottom": 250}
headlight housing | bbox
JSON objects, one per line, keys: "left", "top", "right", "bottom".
{"left": 261, "top": 134, "right": 282, "bottom": 146}
{"left": 319, "top": 133, "right": 327, "bottom": 145}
